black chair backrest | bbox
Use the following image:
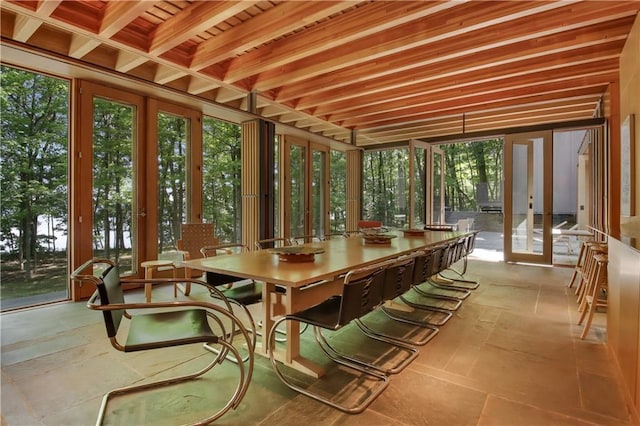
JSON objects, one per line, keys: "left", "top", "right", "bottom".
{"left": 412, "top": 249, "right": 437, "bottom": 284}
{"left": 255, "top": 237, "right": 290, "bottom": 250}
{"left": 339, "top": 266, "right": 385, "bottom": 325}
{"left": 465, "top": 232, "right": 477, "bottom": 254}
{"left": 95, "top": 264, "right": 125, "bottom": 338}
{"left": 383, "top": 256, "right": 415, "bottom": 300}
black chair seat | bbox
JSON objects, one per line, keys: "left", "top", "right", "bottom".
{"left": 221, "top": 281, "right": 263, "bottom": 305}
{"left": 287, "top": 296, "right": 343, "bottom": 330}
{"left": 71, "top": 258, "right": 253, "bottom": 425}
{"left": 126, "top": 309, "right": 217, "bottom": 352}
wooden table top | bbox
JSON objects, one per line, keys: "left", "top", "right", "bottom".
{"left": 182, "top": 230, "right": 462, "bottom": 288}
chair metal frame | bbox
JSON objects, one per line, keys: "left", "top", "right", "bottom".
{"left": 72, "top": 258, "right": 253, "bottom": 425}
{"left": 357, "top": 254, "right": 439, "bottom": 346}
{"left": 254, "top": 237, "right": 292, "bottom": 250}
{"left": 200, "top": 243, "right": 259, "bottom": 363}
{"left": 268, "top": 263, "right": 417, "bottom": 413}
{"left": 397, "top": 249, "right": 460, "bottom": 323}
{"left": 431, "top": 233, "right": 480, "bottom": 290}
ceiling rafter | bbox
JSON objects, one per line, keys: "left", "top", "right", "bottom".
{"left": 250, "top": 1, "right": 577, "bottom": 90}
{"left": 99, "top": 1, "right": 154, "bottom": 38}
{"left": 149, "top": 1, "right": 258, "bottom": 56}
{"left": 316, "top": 45, "right": 623, "bottom": 118}
{"left": 2, "top": 0, "right": 638, "bottom": 146}
{"left": 190, "top": 1, "right": 358, "bottom": 71}
{"left": 221, "top": 1, "right": 461, "bottom": 83}
{"left": 285, "top": 15, "right": 635, "bottom": 107}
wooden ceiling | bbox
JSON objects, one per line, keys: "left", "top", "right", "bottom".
{"left": 1, "top": 1, "right": 638, "bottom": 147}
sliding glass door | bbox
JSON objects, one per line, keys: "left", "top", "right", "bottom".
{"left": 409, "top": 140, "right": 446, "bottom": 228}
{"left": 504, "top": 131, "right": 552, "bottom": 264}
{"left": 282, "top": 136, "right": 329, "bottom": 240}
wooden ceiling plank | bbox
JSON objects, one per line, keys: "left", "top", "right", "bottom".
{"left": 222, "top": 1, "right": 464, "bottom": 83}
{"left": 344, "top": 86, "right": 609, "bottom": 129}
{"left": 100, "top": 1, "right": 156, "bottom": 39}
{"left": 149, "top": 1, "right": 259, "bottom": 56}
{"left": 190, "top": 1, "right": 359, "bottom": 71}
{"left": 321, "top": 53, "right": 621, "bottom": 119}
{"left": 292, "top": 18, "right": 633, "bottom": 109}
{"left": 250, "top": 1, "right": 581, "bottom": 90}
{"left": 278, "top": 7, "right": 636, "bottom": 104}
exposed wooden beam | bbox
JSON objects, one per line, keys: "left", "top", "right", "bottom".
{"left": 115, "top": 50, "right": 148, "bottom": 73}
{"left": 324, "top": 57, "right": 620, "bottom": 120}
{"left": 191, "top": 1, "right": 357, "bottom": 71}
{"left": 99, "top": 1, "right": 153, "bottom": 38}
{"left": 345, "top": 86, "right": 610, "bottom": 130}
{"left": 286, "top": 15, "right": 634, "bottom": 107}
{"left": 154, "top": 64, "right": 187, "bottom": 85}
{"left": 68, "top": 33, "right": 101, "bottom": 58}
{"left": 250, "top": 1, "right": 577, "bottom": 90}
{"left": 12, "top": 15, "right": 42, "bottom": 42}
{"left": 149, "top": 1, "right": 258, "bottom": 56}
{"left": 222, "top": 1, "right": 462, "bottom": 83}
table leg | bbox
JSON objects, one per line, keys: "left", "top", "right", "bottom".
{"left": 144, "top": 267, "right": 153, "bottom": 302}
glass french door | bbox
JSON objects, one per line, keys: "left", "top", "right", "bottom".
{"left": 409, "top": 141, "right": 445, "bottom": 228}
{"left": 504, "top": 131, "right": 552, "bottom": 264}
{"left": 431, "top": 146, "right": 446, "bottom": 224}
{"left": 146, "top": 100, "right": 202, "bottom": 259}
{"left": 282, "top": 136, "right": 329, "bottom": 240}
{"left": 75, "top": 81, "right": 145, "bottom": 299}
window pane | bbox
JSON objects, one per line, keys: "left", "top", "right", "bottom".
{"left": 311, "top": 150, "right": 326, "bottom": 236}
{"left": 157, "top": 112, "right": 187, "bottom": 254}
{"left": 363, "top": 148, "right": 408, "bottom": 227}
{"left": 289, "top": 144, "right": 306, "bottom": 237}
{"left": 202, "top": 117, "right": 241, "bottom": 242}
{"left": 93, "top": 98, "right": 135, "bottom": 272}
{"left": 1, "top": 66, "right": 69, "bottom": 310}
{"left": 330, "top": 151, "right": 346, "bottom": 233}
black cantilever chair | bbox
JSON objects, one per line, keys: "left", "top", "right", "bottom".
{"left": 71, "top": 258, "right": 253, "bottom": 425}
{"left": 436, "top": 232, "right": 480, "bottom": 289}
{"left": 254, "top": 237, "right": 292, "bottom": 250}
{"left": 268, "top": 263, "right": 417, "bottom": 414}
{"left": 356, "top": 255, "right": 439, "bottom": 346}
{"left": 201, "top": 243, "right": 260, "bottom": 363}
{"left": 396, "top": 249, "right": 461, "bottom": 325}
{"left": 412, "top": 242, "right": 471, "bottom": 302}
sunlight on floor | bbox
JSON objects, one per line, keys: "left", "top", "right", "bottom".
{"left": 469, "top": 248, "right": 504, "bottom": 262}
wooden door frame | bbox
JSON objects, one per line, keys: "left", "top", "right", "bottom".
{"left": 504, "top": 130, "right": 553, "bottom": 264}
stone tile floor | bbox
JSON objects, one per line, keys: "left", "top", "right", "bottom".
{"left": 1, "top": 257, "right": 635, "bottom": 425}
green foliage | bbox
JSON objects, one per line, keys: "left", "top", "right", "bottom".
{"left": 329, "top": 151, "right": 347, "bottom": 232}
{"left": 363, "top": 140, "right": 503, "bottom": 226}
{"left": 92, "top": 98, "right": 133, "bottom": 264}
{"left": 441, "top": 139, "right": 503, "bottom": 211}
{"left": 157, "top": 113, "right": 187, "bottom": 252}
{"left": 0, "top": 65, "right": 69, "bottom": 272}
{"left": 202, "top": 117, "right": 241, "bottom": 242}
{"left": 363, "top": 149, "right": 409, "bottom": 226}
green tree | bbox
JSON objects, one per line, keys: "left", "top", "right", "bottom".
{"left": 0, "top": 65, "right": 68, "bottom": 276}
{"left": 157, "top": 113, "right": 187, "bottom": 253}
{"left": 92, "top": 98, "right": 133, "bottom": 264}
{"left": 202, "top": 117, "right": 241, "bottom": 242}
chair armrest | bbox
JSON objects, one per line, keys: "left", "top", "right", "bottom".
{"left": 121, "top": 277, "right": 235, "bottom": 310}
{"left": 71, "top": 258, "right": 115, "bottom": 285}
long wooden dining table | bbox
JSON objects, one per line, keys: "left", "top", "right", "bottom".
{"left": 182, "top": 229, "right": 463, "bottom": 377}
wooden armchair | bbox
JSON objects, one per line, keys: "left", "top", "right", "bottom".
{"left": 177, "top": 223, "right": 220, "bottom": 295}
